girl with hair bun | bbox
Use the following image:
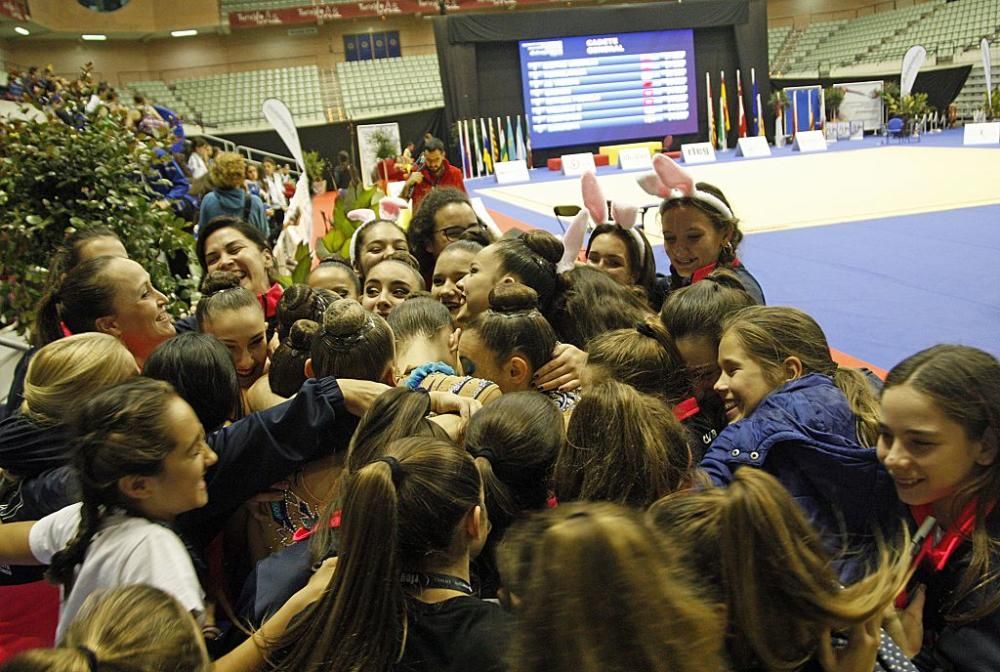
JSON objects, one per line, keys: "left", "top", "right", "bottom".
{"left": 649, "top": 468, "right": 913, "bottom": 672}
{"left": 270, "top": 437, "right": 512, "bottom": 672}
{"left": 308, "top": 298, "right": 395, "bottom": 384}
{"left": 700, "top": 306, "right": 896, "bottom": 575}
{"left": 556, "top": 380, "right": 693, "bottom": 508}
{"left": 307, "top": 257, "right": 360, "bottom": 301}
{"left": 197, "top": 271, "right": 269, "bottom": 390}
{"left": 877, "top": 345, "right": 1000, "bottom": 670}
{"left": 507, "top": 502, "right": 722, "bottom": 672}
{"left": 457, "top": 284, "right": 577, "bottom": 409}
{"left": 456, "top": 230, "right": 564, "bottom": 325}
{"left": 268, "top": 319, "right": 320, "bottom": 397}
{"left": 274, "top": 284, "right": 339, "bottom": 342}
{"left": 464, "top": 391, "right": 564, "bottom": 598}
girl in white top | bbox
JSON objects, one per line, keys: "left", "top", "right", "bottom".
{"left": 0, "top": 377, "right": 215, "bottom": 641}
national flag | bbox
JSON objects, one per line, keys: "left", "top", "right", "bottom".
{"left": 792, "top": 90, "right": 799, "bottom": 137}
{"left": 751, "top": 67, "right": 764, "bottom": 137}
{"left": 464, "top": 120, "right": 475, "bottom": 178}
{"left": 498, "top": 116, "right": 508, "bottom": 162}
{"left": 808, "top": 89, "right": 815, "bottom": 131}
{"left": 456, "top": 121, "right": 468, "bottom": 179}
{"left": 472, "top": 117, "right": 483, "bottom": 177}
{"left": 515, "top": 114, "right": 527, "bottom": 162}
{"left": 525, "top": 115, "right": 533, "bottom": 167}
{"left": 706, "top": 71, "right": 715, "bottom": 146}
{"left": 505, "top": 116, "right": 516, "bottom": 162}
{"left": 736, "top": 69, "right": 748, "bottom": 138}
{"left": 481, "top": 118, "right": 493, "bottom": 175}
{"left": 720, "top": 70, "right": 731, "bottom": 132}
{"left": 490, "top": 118, "right": 500, "bottom": 164}
{"left": 718, "top": 71, "right": 729, "bottom": 150}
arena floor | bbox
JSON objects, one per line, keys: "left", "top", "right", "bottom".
{"left": 467, "top": 129, "right": 1000, "bottom": 372}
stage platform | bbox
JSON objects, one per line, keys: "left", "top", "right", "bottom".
{"left": 465, "top": 128, "right": 1000, "bottom": 371}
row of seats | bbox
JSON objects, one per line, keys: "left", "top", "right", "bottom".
{"left": 219, "top": 0, "right": 340, "bottom": 12}
{"left": 772, "top": 0, "right": 1000, "bottom": 74}
{"left": 336, "top": 54, "right": 445, "bottom": 120}
{"left": 952, "top": 66, "right": 992, "bottom": 121}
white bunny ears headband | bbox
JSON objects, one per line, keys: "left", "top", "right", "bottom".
{"left": 556, "top": 154, "right": 734, "bottom": 273}
{"left": 346, "top": 197, "right": 410, "bottom": 265}
{"left": 556, "top": 172, "right": 645, "bottom": 273}
{"left": 637, "top": 154, "right": 734, "bottom": 220}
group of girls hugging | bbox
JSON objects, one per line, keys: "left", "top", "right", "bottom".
{"left": 0, "top": 153, "right": 997, "bottom": 672}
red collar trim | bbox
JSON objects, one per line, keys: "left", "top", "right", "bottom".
{"left": 909, "top": 499, "right": 991, "bottom": 572}
{"left": 673, "top": 396, "right": 701, "bottom": 422}
{"left": 60, "top": 322, "right": 73, "bottom": 338}
{"left": 259, "top": 283, "right": 283, "bottom": 320}
{"left": 689, "top": 257, "right": 743, "bottom": 284}
{"left": 291, "top": 509, "right": 341, "bottom": 543}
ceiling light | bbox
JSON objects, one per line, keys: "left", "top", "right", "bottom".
{"left": 171, "top": 29, "right": 198, "bottom": 37}
{"left": 81, "top": 34, "right": 107, "bottom": 41}
{"left": 14, "top": 27, "right": 30, "bottom": 36}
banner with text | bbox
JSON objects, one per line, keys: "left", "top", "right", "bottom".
{"left": 229, "top": 0, "right": 553, "bottom": 27}
{"left": 833, "top": 80, "right": 883, "bottom": 132}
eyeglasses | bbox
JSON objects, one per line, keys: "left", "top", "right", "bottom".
{"left": 434, "top": 222, "right": 486, "bottom": 242}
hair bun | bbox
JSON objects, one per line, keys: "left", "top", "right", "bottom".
{"left": 489, "top": 283, "right": 539, "bottom": 314}
{"left": 288, "top": 319, "right": 319, "bottom": 350}
{"left": 521, "top": 231, "right": 564, "bottom": 266}
{"left": 322, "top": 299, "right": 370, "bottom": 337}
{"left": 278, "top": 284, "right": 315, "bottom": 325}
{"left": 200, "top": 270, "right": 242, "bottom": 296}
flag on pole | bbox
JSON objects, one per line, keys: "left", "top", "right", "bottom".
{"left": 497, "top": 117, "right": 508, "bottom": 162}
{"left": 515, "top": 114, "right": 527, "bottom": 162}
{"left": 525, "top": 115, "right": 533, "bottom": 167}
{"left": 706, "top": 71, "right": 716, "bottom": 146}
{"left": 982, "top": 38, "right": 993, "bottom": 108}
{"left": 457, "top": 121, "right": 469, "bottom": 179}
{"left": 718, "top": 71, "right": 729, "bottom": 150}
{"left": 481, "top": 118, "right": 493, "bottom": 175}
{"left": 505, "top": 116, "right": 516, "bottom": 162}
{"left": 752, "top": 68, "right": 764, "bottom": 137}
{"left": 736, "top": 69, "right": 748, "bottom": 138}
{"left": 792, "top": 90, "right": 798, "bottom": 137}
{"left": 472, "top": 117, "right": 483, "bottom": 177}
{"left": 466, "top": 120, "right": 476, "bottom": 178}
{"left": 490, "top": 118, "right": 500, "bottom": 164}
{"left": 808, "top": 89, "right": 815, "bottom": 131}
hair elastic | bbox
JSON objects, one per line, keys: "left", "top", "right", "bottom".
{"left": 635, "top": 322, "right": 656, "bottom": 339}
{"left": 377, "top": 455, "right": 405, "bottom": 487}
{"left": 76, "top": 646, "right": 99, "bottom": 672}
{"left": 471, "top": 447, "right": 499, "bottom": 464}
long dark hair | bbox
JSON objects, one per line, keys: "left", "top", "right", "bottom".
{"left": 47, "top": 378, "right": 180, "bottom": 593}
{"left": 883, "top": 344, "right": 1000, "bottom": 624}
{"left": 34, "top": 256, "right": 119, "bottom": 347}
{"left": 272, "top": 437, "right": 482, "bottom": 672}
{"left": 491, "top": 231, "right": 564, "bottom": 318}
{"left": 548, "top": 265, "right": 654, "bottom": 348}
{"left": 585, "top": 223, "right": 656, "bottom": 298}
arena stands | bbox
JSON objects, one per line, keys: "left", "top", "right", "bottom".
{"left": 336, "top": 55, "right": 444, "bottom": 120}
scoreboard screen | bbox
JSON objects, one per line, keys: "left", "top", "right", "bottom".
{"left": 518, "top": 29, "right": 698, "bottom": 151}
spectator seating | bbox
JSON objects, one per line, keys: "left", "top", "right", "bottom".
{"left": 336, "top": 55, "right": 445, "bottom": 120}
{"left": 952, "top": 66, "right": 989, "bottom": 122}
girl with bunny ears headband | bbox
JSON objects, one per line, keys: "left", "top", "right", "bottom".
{"left": 637, "top": 154, "right": 765, "bottom": 305}
{"left": 347, "top": 197, "right": 411, "bottom": 277}
{"left": 556, "top": 172, "right": 657, "bottom": 304}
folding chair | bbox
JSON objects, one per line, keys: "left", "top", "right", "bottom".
{"left": 553, "top": 205, "right": 582, "bottom": 234}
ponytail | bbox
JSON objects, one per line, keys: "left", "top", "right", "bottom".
{"left": 33, "top": 256, "right": 119, "bottom": 347}
{"left": 833, "top": 367, "right": 880, "bottom": 447}
{"left": 273, "top": 438, "right": 482, "bottom": 672}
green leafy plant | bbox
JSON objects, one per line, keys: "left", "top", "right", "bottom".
{"left": 275, "top": 242, "right": 314, "bottom": 287}
{"left": 983, "top": 87, "right": 1000, "bottom": 120}
{"left": 824, "top": 86, "right": 846, "bottom": 120}
{"left": 0, "top": 114, "right": 195, "bottom": 336}
{"left": 879, "top": 82, "right": 930, "bottom": 119}
{"left": 369, "top": 130, "right": 398, "bottom": 161}
{"left": 303, "top": 150, "right": 329, "bottom": 183}
{"left": 315, "top": 182, "right": 383, "bottom": 260}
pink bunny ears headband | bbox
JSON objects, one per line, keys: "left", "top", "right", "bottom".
{"left": 556, "top": 172, "right": 645, "bottom": 273}
{"left": 637, "top": 154, "right": 734, "bottom": 220}
{"left": 347, "top": 197, "right": 409, "bottom": 265}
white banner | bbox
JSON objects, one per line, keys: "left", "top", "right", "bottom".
{"left": 262, "top": 98, "right": 312, "bottom": 275}
{"left": 357, "top": 123, "right": 401, "bottom": 188}
{"left": 900, "top": 45, "right": 927, "bottom": 97}
{"left": 983, "top": 39, "right": 993, "bottom": 107}
{"left": 833, "top": 80, "right": 884, "bottom": 132}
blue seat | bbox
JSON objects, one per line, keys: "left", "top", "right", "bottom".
{"left": 884, "top": 116, "right": 906, "bottom": 143}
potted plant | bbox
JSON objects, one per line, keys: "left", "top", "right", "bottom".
{"left": 0, "top": 114, "right": 195, "bottom": 336}
{"left": 983, "top": 87, "right": 1000, "bottom": 121}
{"left": 367, "top": 129, "right": 399, "bottom": 184}
{"left": 304, "top": 150, "right": 329, "bottom": 195}
{"left": 824, "top": 86, "right": 846, "bottom": 121}
{"left": 315, "top": 181, "right": 383, "bottom": 260}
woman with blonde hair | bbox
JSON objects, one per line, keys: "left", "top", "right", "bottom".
{"left": 197, "top": 151, "right": 268, "bottom": 236}
{"left": 0, "top": 585, "right": 210, "bottom": 672}
{"left": 0, "top": 334, "right": 138, "bottom": 660}
{"left": 649, "top": 469, "right": 914, "bottom": 672}
{"left": 507, "top": 502, "right": 722, "bottom": 672}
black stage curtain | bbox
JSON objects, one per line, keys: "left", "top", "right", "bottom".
{"left": 213, "top": 107, "right": 446, "bottom": 176}
{"left": 434, "top": 0, "right": 771, "bottom": 165}
{"left": 771, "top": 65, "right": 971, "bottom": 113}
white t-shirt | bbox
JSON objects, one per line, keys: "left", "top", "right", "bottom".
{"left": 187, "top": 153, "right": 209, "bottom": 180}
{"left": 29, "top": 503, "right": 204, "bottom": 642}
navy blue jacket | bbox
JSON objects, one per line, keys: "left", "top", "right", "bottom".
{"left": 652, "top": 261, "right": 766, "bottom": 310}
{"left": 699, "top": 374, "right": 898, "bottom": 571}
